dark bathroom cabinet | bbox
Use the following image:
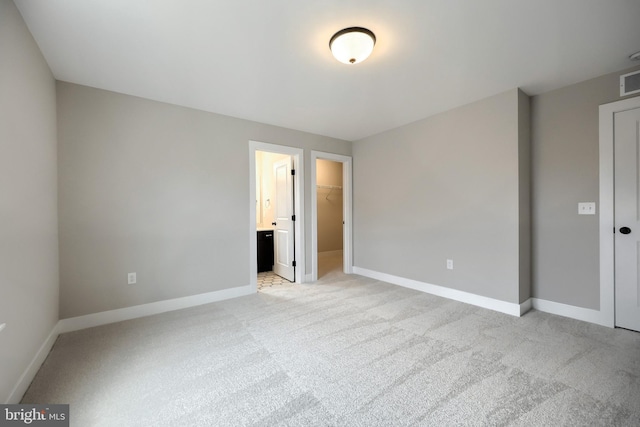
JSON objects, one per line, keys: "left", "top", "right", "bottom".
{"left": 257, "top": 230, "right": 274, "bottom": 273}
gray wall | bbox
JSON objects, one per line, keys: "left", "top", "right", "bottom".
{"left": 0, "top": 0, "right": 59, "bottom": 403}
{"left": 57, "top": 82, "right": 350, "bottom": 319}
{"left": 353, "top": 89, "right": 529, "bottom": 304}
{"left": 531, "top": 64, "right": 640, "bottom": 309}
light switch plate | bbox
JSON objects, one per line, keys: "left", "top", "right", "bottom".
{"left": 578, "top": 202, "right": 596, "bottom": 215}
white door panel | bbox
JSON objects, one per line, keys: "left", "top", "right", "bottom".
{"left": 273, "top": 157, "right": 295, "bottom": 282}
{"left": 276, "top": 230, "right": 289, "bottom": 264}
{"left": 614, "top": 106, "right": 640, "bottom": 332}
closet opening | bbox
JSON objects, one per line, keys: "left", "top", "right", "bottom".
{"left": 310, "top": 151, "right": 353, "bottom": 282}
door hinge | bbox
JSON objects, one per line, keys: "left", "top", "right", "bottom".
{"left": 291, "top": 169, "right": 295, "bottom": 176}
{"left": 292, "top": 260, "right": 297, "bottom": 267}
{"left": 292, "top": 214, "right": 296, "bottom": 221}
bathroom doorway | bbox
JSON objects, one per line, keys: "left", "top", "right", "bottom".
{"left": 249, "top": 141, "right": 304, "bottom": 292}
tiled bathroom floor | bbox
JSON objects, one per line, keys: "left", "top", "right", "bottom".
{"left": 257, "top": 251, "right": 343, "bottom": 292}
{"left": 257, "top": 271, "right": 292, "bottom": 291}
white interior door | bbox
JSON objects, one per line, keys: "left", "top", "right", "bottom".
{"left": 614, "top": 106, "right": 640, "bottom": 332}
{"left": 273, "top": 157, "right": 295, "bottom": 281}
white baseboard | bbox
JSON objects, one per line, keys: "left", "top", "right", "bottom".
{"left": 304, "top": 273, "right": 314, "bottom": 283}
{"left": 351, "top": 267, "right": 608, "bottom": 325}
{"left": 7, "top": 285, "right": 254, "bottom": 403}
{"left": 57, "top": 285, "right": 254, "bottom": 334}
{"left": 353, "top": 266, "right": 528, "bottom": 317}
{"left": 6, "top": 325, "right": 59, "bottom": 404}
{"left": 519, "top": 298, "right": 533, "bottom": 316}
{"left": 530, "top": 298, "right": 610, "bottom": 327}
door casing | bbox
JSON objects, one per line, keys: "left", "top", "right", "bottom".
{"left": 599, "top": 95, "right": 640, "bottom": 327}
{"left": 612, "top": 106, "right": 640, "bottom": 330}
{"left": 249, "top": 141, "right": 304, "bottom": 291}
{"left": 310, "top": 151, "right": 353, "bottom": 282}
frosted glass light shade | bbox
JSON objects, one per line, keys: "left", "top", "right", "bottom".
{"left": 329, "top": 27, "right": 376, "bottom": 64}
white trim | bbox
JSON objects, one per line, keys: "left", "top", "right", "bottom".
{"left": 531, "top": 298, "right": 610, "bottom": 326}
{"left": 599, "top": 96, "right": 640, "bottom": 328}
{"left": 6, "top": 326, "right": 59, "bottom": 404}
{"left": 311, "top": 151, "right": 353, "bottom": 282}
{"left": 519, "top": 298, "right": 533, "bottom": 316}
{"left": 249, "top": 141, "right": 305, "bottom": 286}
{"left": 6, "top": 284, "right": 253, "bottom": 403}
{"left": 57, "top": 285, "right": 253, "bottom": 334}
{"left": 353, "top": 266, "right": 528, "bottom": 317}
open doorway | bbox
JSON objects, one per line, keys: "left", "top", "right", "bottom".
{"left": 315, "top": 159, "right": 344, "bottom": 278}
{"left": 256, "top": 151, "right": 294, "bottom": 290}
{"left": 249, "top": 141, "right": 304, "bottom": 292}
{"left": 311, "top": 151, "right": 353, "bottom": 282}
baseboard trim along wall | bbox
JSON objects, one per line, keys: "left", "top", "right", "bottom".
{"left": 519, "top": 298, "right": 533, "bottom": 316}
{"left": 529, "top": 298, "right": 610, "bottom": 327}
{"left": 6, "top": 327, "right": 59, "bottom": 404}
{"left": 353, "top": 266, "right": 529, "bottom": 317}
{"left": 57, "top": 285, "right": 254, "bottom": 334}
{"left": 7, "top": 285, "right": 254, "bottom": 403}
{"left": 8, "top": 280, "right": 610, "bottom": 404}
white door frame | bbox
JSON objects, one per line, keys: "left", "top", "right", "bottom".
{"left": 599, "top": 95, "right": 640, "bottom": 327}
{"left": 249, "top": 141, "right": 305, "bottom": 290}
{"left": 310, "top": 151, "right": 353, "bottom": 282}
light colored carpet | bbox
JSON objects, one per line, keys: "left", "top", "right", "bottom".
{"left": 23, "top": 255, "right": 640, "bottom": 426}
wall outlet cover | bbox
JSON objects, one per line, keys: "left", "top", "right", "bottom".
{"left": 578, "top": 202, "right": 596, "bottom": 215}
{"left": 446, "top": 259, "right": 454, "bottom": 270}
{"left": 128, "top": 272, "right": 137, "bottom": 284}
{"left": 0, "top": 323, "right": 6, "bottom": 332}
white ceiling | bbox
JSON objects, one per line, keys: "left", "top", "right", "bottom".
{"left": 14, "top": 0, "right": 640, "bottom": 141}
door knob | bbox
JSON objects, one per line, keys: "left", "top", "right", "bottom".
{"left": 272, "top": 222, "right": 277, "bottom": 226}
{"left": 620, "top": 226, "right": 632, "bottom": 234}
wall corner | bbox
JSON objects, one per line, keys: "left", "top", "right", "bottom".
{"left": 518, "top": 89, "right": 532, "bottom": 303}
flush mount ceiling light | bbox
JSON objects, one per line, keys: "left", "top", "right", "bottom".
{"left": 329, "top": 27, "right": 376, "bottom": 64}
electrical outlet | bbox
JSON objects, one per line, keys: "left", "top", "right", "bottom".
{"left": 446, "top": 259, "right": 454, "bottom": 270}
{"left": 127, "top": 272, "right": 137, "bottom": 284}
{"left": 578, "top": 202, "right": 596, "bottom": 215}
{"left": 0, "top": 323, "right": 6, "bottom": 333}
